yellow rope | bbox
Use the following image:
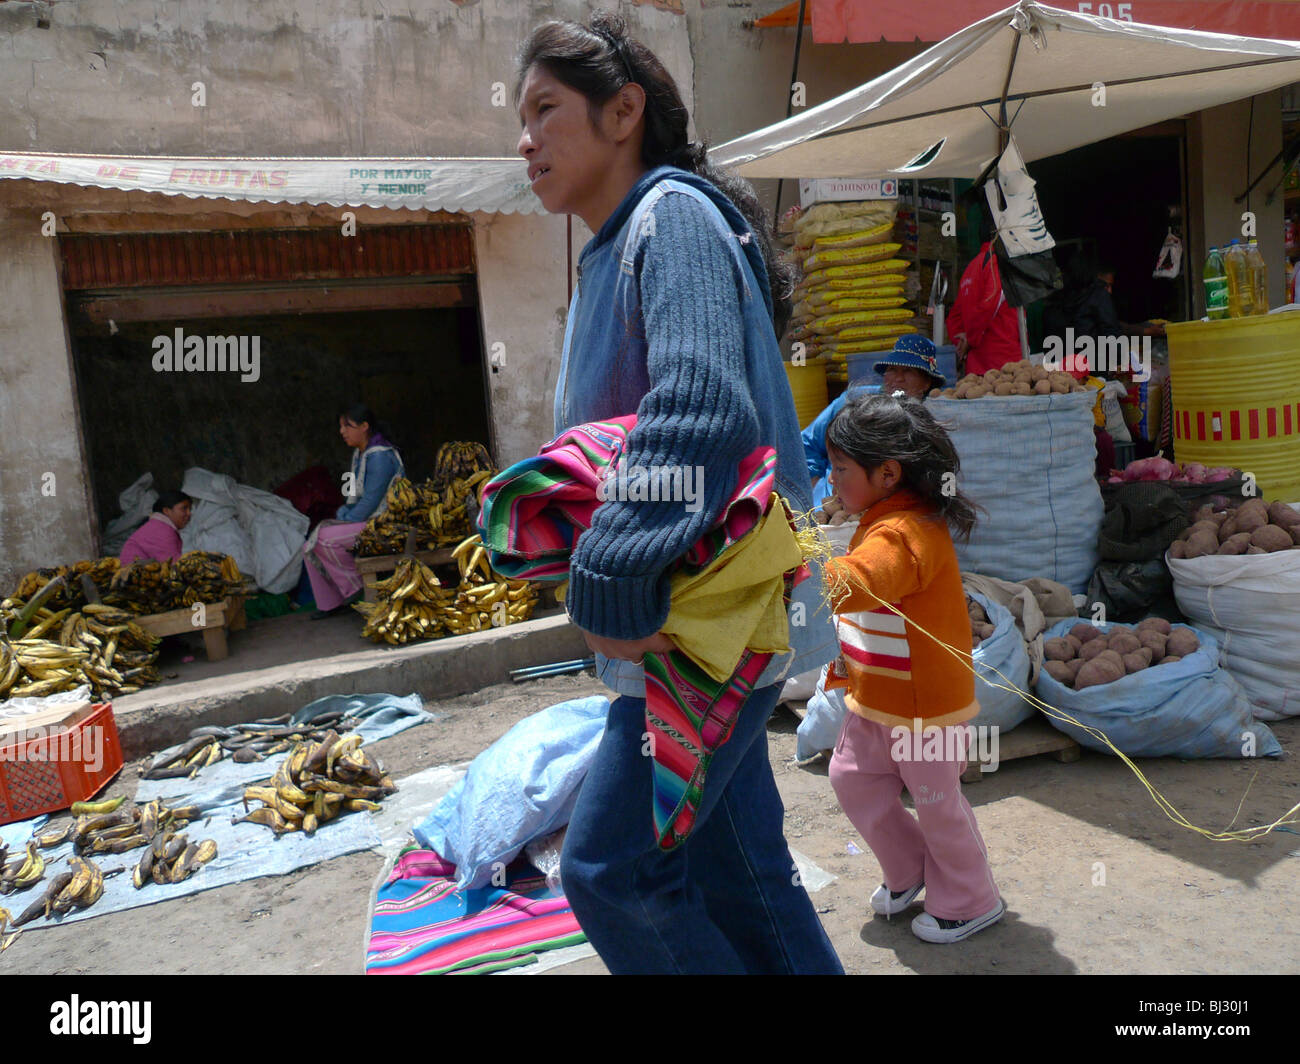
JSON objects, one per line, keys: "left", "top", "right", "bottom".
{"left": 817, "top": 537, "right": 1299, "bottom": 844}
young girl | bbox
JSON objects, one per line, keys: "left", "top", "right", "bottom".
{"left": 823, "top": 393, "right": 1005, "bottom": 943}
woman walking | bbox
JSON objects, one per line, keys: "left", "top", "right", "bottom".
{"left": 514, "top": 12, "right": 841, "bottom": 974}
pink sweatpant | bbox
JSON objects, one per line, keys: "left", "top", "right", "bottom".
{"left": 829, "top": 713, "right": 1000, "bottom": 922}
{"left": 303, "top": 520, "right": 367, "bottom": 611}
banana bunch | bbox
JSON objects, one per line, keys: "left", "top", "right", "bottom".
{"left": 174, "top": 550, "right": 245, "bottom": 607}
{"left": 59, "top": 604, "right": 162, "bottom": 698}
{"left": 0, "top": 841, "right": 46, "bottom": 894}
{"left": 237, "top": 732, "right": 396, "bottom": 835}
{"left": 433, "top": 440, "right": 495, "bottom": 484}
{"left": 354, "top": 557, "right": 454, "bottom": 645}
{"left": 0, "top": 637, "right": 91, "bottom": 699}
{"left": 105, "top": 559, "right": 185, "bottom": 615}
{"left": 11, "top": 558, "right": 118, "bottom": 615}
{"left": 441, "top": 534, "right": 538, "bottom": 635}
{"left": 140, "top": 709, "right": 357, "bottom": 779}
{"left": 66, "top": 796, "right": 202, "bottom": 858}
{"left": 133, "top": 831, "right": 217, "bottom": 888}
{"left": 10, "top": 855, "right": 105, "bottom": 929}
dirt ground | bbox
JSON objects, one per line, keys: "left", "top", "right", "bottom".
{"left": 6, "top": 672, "right": 1299, "bottom": 975}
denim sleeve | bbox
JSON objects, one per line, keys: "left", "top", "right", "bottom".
{"left": 339, "top": 450, "right": 398, "bottom": 523}
{"left": 564, "top": 193, "right": 761, "bottom": 640}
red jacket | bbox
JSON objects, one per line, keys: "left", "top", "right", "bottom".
{"left": 947, "top": 242, "right": 1022, "bottom": 375}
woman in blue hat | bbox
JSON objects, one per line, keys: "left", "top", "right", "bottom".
{"left": 802, "top": 336, "right": 947, "bottom": 505}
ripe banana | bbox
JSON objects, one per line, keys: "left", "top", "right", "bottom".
{"left": 14, "top": 843, "right": 44, "bottom": 889}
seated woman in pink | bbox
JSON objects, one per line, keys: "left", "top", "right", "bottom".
{"left": 120, "top": 491, "right": 192, "bottom": 565}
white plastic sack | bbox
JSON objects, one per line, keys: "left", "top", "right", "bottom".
{"left": 180, "top": 466, "right": 308, "bottom": 593}
{"left": 1168, "top": 546, "right": 1300, "bottom": 721}
{"left": 101, "top": 472, "right": 157, "bottom": 555}
{"left": 933, "top": 391, "right": 1103, "bottom": 593}
{"left": 796, "top": 665, "right": 850, "bottom": 762}
{"left": 1034, "top": 619, "right": 1281, "bottom": 759}
{"left": 984, "top": 136, "right": 1055, "bottom": 258}
{"left": 969, "top": 591, "right": 1034, "bottom": 732}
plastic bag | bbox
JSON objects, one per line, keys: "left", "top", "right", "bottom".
{"left": 1034, "top": 619, "right": 1281, "bottom": 758}
{"left": 796, "top": 665, "right": 850, "bottom": 762}
{"left": 414, "top": 696, "right": 608, "bottom": 890}
{"left": 101, "top": 473, "right": 157, "bottom": 555}
{"left": 523, "top": 827, "right": 566, "bottom": 893}
{"left": 969, "top": 591, "right": 1035, "bottom": 732}
{"left": 1168, "top": 547, "right": 1300, "bottom": 721}
{"left": 1152, "top": 230, "right": 1183, "bottom": 279}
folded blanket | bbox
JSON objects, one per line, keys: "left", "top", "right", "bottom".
{"left": 477, "top": 415, "right": 809, "bottom": 850}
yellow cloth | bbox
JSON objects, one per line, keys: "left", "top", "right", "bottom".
{"left": 660, "top": 496, "right": 804, "bottom": 684}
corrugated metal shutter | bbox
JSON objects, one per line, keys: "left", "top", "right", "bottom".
{"left": 60, "top": 226, "right": 475, "bottom": 290}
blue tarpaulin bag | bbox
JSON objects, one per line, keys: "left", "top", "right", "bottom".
{"left": 414, "top": 696, "right": 609, "bottom": 889}
{"left": 969, "top": 591, "right": 1035, "bottom": 733}
{"left": 931, "top": 392, "right": 1103, "bottom": 593}
{"left": 1033, "top": 620, "right": 1281, "bottom": 759}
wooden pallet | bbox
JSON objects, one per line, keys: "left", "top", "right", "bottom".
{"left": 961, "top": 716, "right": 1080, "bottom": 782}
{"left": 134, "top": 595, "right": 244, "bottom": 662}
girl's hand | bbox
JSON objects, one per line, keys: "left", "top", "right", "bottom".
{"left": 582, "top": 630, "right": 677, "bottom": 662}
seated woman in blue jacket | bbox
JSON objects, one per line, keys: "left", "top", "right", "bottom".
{"left": 303, "top": 403, "right": 404, "bottom": 619}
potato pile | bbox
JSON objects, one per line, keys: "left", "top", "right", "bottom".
{"left": 1042, "top": 618, "right": 1198, "bottom": 690}
{"left": 814, "top": 494, "right": 862, "bottom": 527}
{"left": 931, "top": 360, "right": 1089, "bottom": 400}
{"left": 1169, "top": 499, "right": 1300, "bottom": 558}
{"left": 968, "top": 597, "right": 995, "bottom": 649}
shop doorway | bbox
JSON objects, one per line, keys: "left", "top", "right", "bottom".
{"left": 59, "top": 225, "right": 489, "bottom": 541}
{"left": 1029, "top": 123, "right": 1190, "bottom": 335}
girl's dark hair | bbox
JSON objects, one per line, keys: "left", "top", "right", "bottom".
{"left": 339, "top": 403, "right": 398, "bottom": 450}
{"left": 826, "top": 393, "right": 979, "bottom": 541}
{"left": 153, "top": 490, "right": 191, "bottom": 512}
{"left": 514, "top": 10, "right": 797, "bottom": 336}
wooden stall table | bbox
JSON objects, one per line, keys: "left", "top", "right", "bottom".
{"left": 355, "top": 533, "right": 457, "bottom": 603}
{"left": 134, "top": 596, "right": 243, "bottom": 662}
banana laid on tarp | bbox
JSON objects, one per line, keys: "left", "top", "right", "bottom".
{"left": 139, "top": 714, "right": 359, "bottom": 780}
{"left": 238, "top": 734, "right": 395, "bottom": 836}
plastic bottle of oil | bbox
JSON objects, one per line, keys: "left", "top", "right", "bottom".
{"left": 1203, "top": 246, "right": 1228, "bottom": 320}
{"left": 1245, "top": 240, "right": 1269, "bottom": 316}
{"left": 1224, "top": 239, "right": 1250, "bottom": 318}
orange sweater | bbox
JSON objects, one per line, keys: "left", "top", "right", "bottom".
{"left": 824, "top": 490, "right": 978, "bottom": 729}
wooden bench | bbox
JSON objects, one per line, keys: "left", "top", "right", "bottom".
{"left": 356, "top": 537, "right": 458, "bottom": 603}
{"left": 961, "top": 716, "right": 1080, "bottom": 782}
{"left": 135, "top": 595, "right": 245, "bottom": 662}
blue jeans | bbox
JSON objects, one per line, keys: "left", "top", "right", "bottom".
{"left": 560, "top": 683, "right": 844, "bottom": 974}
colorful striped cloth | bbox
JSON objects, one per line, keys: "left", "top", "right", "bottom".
{"left": 366, "top": 846, "right": 586, "bottom": 975}
{"left": 476, "top": 414, "right": 804, "bottom": 850}
{"left": 477, "top": 415, "right": 778, "bottom": 579}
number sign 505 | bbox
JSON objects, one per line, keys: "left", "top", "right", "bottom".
{"left": 1077, "top": 2, "right": 1134, "bottom": 20}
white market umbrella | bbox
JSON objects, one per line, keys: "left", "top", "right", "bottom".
{"left": 712, "top": 0, "right": 1300, "bottom": 179}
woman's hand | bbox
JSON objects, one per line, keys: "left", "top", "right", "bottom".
{"left": 582, "top": 630, "right": 677, "bottom": 662}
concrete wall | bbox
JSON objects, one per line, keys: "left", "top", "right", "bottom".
{"left": 0, "top": 209, "right": 96, "bottom": 591}
{"left": 0, "top": 0, "right": 693, "bottom": 158}
{"left": 473, "top": 209, "right": 586, "bottom": 468}
{"left": 1189, "top": 93, "right": 1287, "bottom": 314}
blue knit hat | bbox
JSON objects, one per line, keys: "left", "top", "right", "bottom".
{"left": 873, "top": 335, "right": 945, "bottom": 387}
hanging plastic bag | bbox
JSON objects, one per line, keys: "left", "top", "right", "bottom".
{"left": 984, "top": 136, "right": 1055, "bottom": 258}
{"left": 1153, "top": 230, "right": 1183, "bottom": 279}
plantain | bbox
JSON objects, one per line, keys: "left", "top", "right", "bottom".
{"left": 194, "top": 839, "right": 218, "bottom": 864}
{"left": 132, "top": 846, "right": 155, "bottom": 889}
{"left": 63, "top": 856, "right": 93, "bottom": 902}
{"left": 13, "top": 843, "right": 44, "bottom": 889}
{"left": 236, "top": 808, "right": 289, "bottom": 833}
{"left": 36, "top": 822, "right": 73, "bottom": 848}
{"left": 138, "top": 800, "right": 159, "bottom": 840}
{"left": 242, "top": 786, "right": 279, "bottom": 811}
{"left": 102, "top": 835, "right": 149, "bottom": 855}
{"left": 301, "top": 812, "right": 318, "bottom": 834}
{"left": 345, "top": 799, "right": 382, "bottom": 812}
{"left": 327, "top": 735, "right": 363, "bottom": 776}
{"left": 169, "top": 844, "right": 201, "bottom": 883}
{"left": 277, "top": 779, "right": 311, "bottom": 806}
{"left": 75, "top": 811, "right": 128, "bottom": 838}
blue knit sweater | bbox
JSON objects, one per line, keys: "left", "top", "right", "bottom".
{"left": 553, "top": 166, "right": 837, "bottom": 688}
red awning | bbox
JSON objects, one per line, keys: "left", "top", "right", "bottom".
{"left": 810, "top": 0, "right": 1300, "bottom": 44}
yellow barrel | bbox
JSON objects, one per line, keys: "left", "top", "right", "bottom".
{"left": 1166, "top": 309, "right": 1300, "bottom": 502}
{"left": 785, "top": 359, "right": 829, "bottom": 429}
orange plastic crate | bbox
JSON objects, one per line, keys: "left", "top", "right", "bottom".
{"left": 0, "top": 702, "right": 123, "bottom": 826}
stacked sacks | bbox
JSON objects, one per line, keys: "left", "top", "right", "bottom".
{"left": 787, "top": 201, "right": 917, "bottom": 385}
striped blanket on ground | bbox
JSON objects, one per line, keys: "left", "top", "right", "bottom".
{"left": 366, "top": 846, "right": 585, "bottom": 975}
{"left": 476, "top": 414, "right": 800, "bottom": 851}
